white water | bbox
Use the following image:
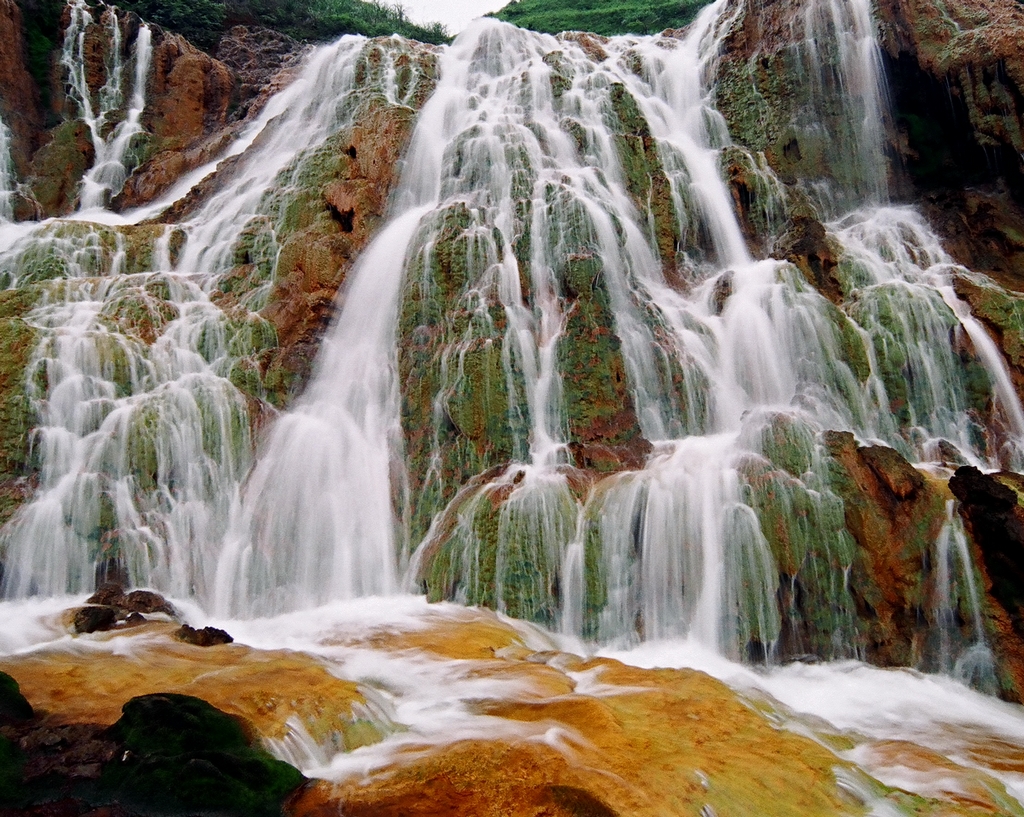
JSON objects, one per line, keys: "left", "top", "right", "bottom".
{"left": 796, "top": 0, "right": 890, "bottom": 205}
{"left": 3, "top": 596, "right": 1024, "bottom": 812}
{"left": 0, "top": 116, "right": 15, "bottom": 222}
{"left": 932, "top": 500, "right": 996, "bottom": 692}
{"left": 63, "top": 0, "right": 153, "bottom": 211}
{"left": 0, "top": 33, "right": 436, "bottom": 602}
{"left": 3, "top": 0, "right": 1024, "bottom": 811}
{"left": 0, "top": 0, "right": 1022, "bottom": 695}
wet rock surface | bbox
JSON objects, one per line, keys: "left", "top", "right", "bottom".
{"left": 0, "top": 0, "right": 43, "bottom": 177}
{"left": 173, "top": 625, "right": 233, "bottom": 646}
{"left": 63, "top": 586, "right": 179, "bottom": 634}
{"left": 823, "top": 432, "right": 949, "bottom": 669}
{"left": 950, "top": 465, "right": 1024, "bottom": 696}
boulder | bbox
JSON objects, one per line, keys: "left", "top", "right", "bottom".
{"left": 101, "top": 693, "right": 304, "bottom": 817}
{"left": 0, "top": 670, "right": 32, "bottom": 723}
{"left": 950, "top": 465, "right": 1024, "bottom": 698}
{"left": 822, "top": 431, "right": 948, "bottom": 668}
{"left": 84, "top": 584, "right": 178, "bottom": 622}
{"left": 174, "top": 625, "right": 233, "bottom": 647}
{"left": 68, "top": 606, "right": 119, "bottom": 635}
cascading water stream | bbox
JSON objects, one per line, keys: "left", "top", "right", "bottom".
{"left": 7, "top": 2, "right": 1024, "bottom": 810}
{"left": 62, "top": 0, "right": 153, "bottom": 211}
{"left": 0, "top": 35, "right": 432, "bottom": 601}
{"left": 171, "top": 0, "right": 1024, "bottom": 660}
{"left": 795, "top": 0, "right": 891, "bottom": 206}
{"left": 932, "top": 500, "right": 996, "bottom": 692}
{"left": 0, "top": 116, "right": 14, "bottom": 222}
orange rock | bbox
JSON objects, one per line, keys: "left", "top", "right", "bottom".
{"left": 0, "top": 622, "right": 369, "bottom": 747}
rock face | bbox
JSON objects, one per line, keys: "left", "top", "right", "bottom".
{"left": 214, "top": 25, "right": 305, "bottom": 121}
{"left": 950, "top": 466, "right": 1024, "bottom": 696}
{"left": 0, "top": 0, "right": 44, "bottom": 178}
{"left": 8, "top": 0, "right": 1024, "bottom": 706}
{"left": 823, "top": 433, "right": 949, "bottom": 668}
{"left": 1, "top": 2, "right": 245, "bottom": 217}
{"left": 875, "top": 0, "right": 1024, "bottom": 292}
{"left": 110, "top": 28, "right": 239, "bottom": 211}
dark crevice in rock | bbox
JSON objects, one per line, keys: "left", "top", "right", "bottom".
{"left": 328, "top": 203, "right": 355, "bottom": 232}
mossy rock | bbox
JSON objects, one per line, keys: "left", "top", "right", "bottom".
{"left": 556, "top": 253, "right": 646, "bottom": 468}
{"left": 0, "top": 314, "right": 38, "bottom": 482}
{"left": 0, "top": 671, "right": 33, "bottom": 724}
{"left": 955, "top": 275, "right": 1024, "bottom": 370}
{"left": 101, "top": 693, "right": 305, "bottom": 817}
{"left": 427, "top": 477, "right": 575, "bottom": 627}
{"left": 99, "top": 288, "right": 180, "bottom": 345}
{"left": 606, "top": 83, "right": 680, "bottom": 266}
{"left": 27, "top": 120, "right": 94, "bottom": 217}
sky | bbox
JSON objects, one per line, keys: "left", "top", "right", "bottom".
{"left": 398, "top": 0, "right": 511, "bottom": 34}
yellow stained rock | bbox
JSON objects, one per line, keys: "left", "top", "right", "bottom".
{"left": 0, "top": 622, "right": 370, "bottom": 748}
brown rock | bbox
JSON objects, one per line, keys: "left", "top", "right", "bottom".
{"left": 0, "top": 0, "right": 44, "bottom": 177}
{"left": 950, "top": 465, "right": 1024, "bottom": 697}
{"left": 121, "top": 590, "right": 176, "bottom": 617}
{"left": 85, "top": 584, "right": 177, "bottom": 619}
{"left": 256, "top": 100, "right": 424, "bottom": 406}
{"left": 214, "top": 25, "right": 305, "bottom": 122}
{"left": 173, "top": 624, "right": 233, "bottom": 646}
{"left": 108, "top": 30, "right": 239, "bottom": 211}
{"left": 860, "top": 444, "right": 926, "bottom": 499}
{"left": 68, "top": 606, "right": 119, "bottom": 635}
{"left": 822, "top": 431, "right": 948, "bottom": 668}
{"left": 85, "top": 583, "right": 126, "bottom": 608}
{"left": 147, "top": 33, "right": 235, "bottom": 147}
{"left": 0, "top": 626, "right": 370, "bottom": 745}
{"left": 776, "top": 216, "right": 843, "bottom": 304}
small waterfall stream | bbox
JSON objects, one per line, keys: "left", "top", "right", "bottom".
{"left": 0, "top": 116, "right": 14, "bottom": 222}
{"left": 62, "top": 0, "right": 154, "bottom": 210}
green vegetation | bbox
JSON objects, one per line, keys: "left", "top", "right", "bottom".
{"left": 102, "top": 693, "right": 305, "bottom": 817}
{"left": 117, "top": 0, "right": 228, "bottom": 49}
{"left": 17, "top": 0, "right": 449, "bottom": 68}
{"left": 491, "top": 0, "right": 713, "bottom": 36}
{"left": 120, "top": 0, "right": 451, "bottom": 47}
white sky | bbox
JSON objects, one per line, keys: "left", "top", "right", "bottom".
{"left": 399, "top": 0, "right": 511, "bottom": 34}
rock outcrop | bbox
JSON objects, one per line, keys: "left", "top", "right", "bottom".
{"left": 876, "top": 0, "right": 1024, "bottom": 291}
{"left": 110, "top": 28, "right": 239, "bottom": 211}
{"left": 950, "top": 465, "right": 1024, "bottom": 697}
{"left": 0, "top": 0, "right": 44, "bottom": 179}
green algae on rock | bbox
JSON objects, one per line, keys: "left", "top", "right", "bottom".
{"left": 102, "top": 692, "right": 305, "bottom": 817}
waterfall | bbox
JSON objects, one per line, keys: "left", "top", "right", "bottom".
{"left": 62, "top": 0, "right": 153, "bottom": 211}
{"left": 932, "top": 500, "right": 996, "bottom": 692}
{"left": 0, "top": 117, "right": 14, "bottom": 222}
{"left": 0, "top": 0, "right": 1021, "bottom": 688}
{"left": 795, "top": 0, "right": 890, "bottom": 205}
{"left": 0, "top": 35, "right": 429, "bottom": 600}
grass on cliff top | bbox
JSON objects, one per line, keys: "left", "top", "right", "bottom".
{"left": 18, "top": 0, "right": 450, "bottom": 59}
{"left": 490, "top": 0, "right": 714, "bottom": 36}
